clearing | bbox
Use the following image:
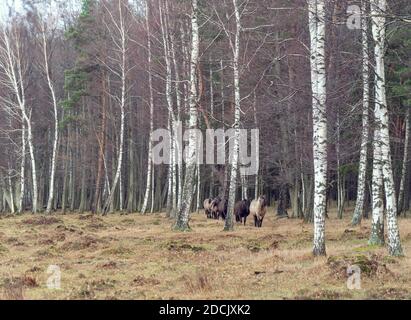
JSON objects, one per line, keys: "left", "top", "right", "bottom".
{"left": 0, "top": 208, "right": 411, "bottom": 299}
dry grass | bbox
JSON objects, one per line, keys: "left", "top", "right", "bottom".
{"left": 1, "top": 207, "right": 411, "bottom": 300}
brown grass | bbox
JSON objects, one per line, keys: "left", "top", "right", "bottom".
{"left": 0, "top": 207, "right": 411, "bottom": 300}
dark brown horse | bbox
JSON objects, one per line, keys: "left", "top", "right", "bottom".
{"left": 234, "top": 199, "right": 251, "bottom": 225}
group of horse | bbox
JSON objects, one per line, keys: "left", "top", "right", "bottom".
{"left": 203, "top": 195, "right": 268, "bottom": 228}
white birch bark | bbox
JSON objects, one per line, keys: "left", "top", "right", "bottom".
{"left": 174, "top": 0, "right": 199, "bottom": 230}
{"left": 178, "top": 24, "right": 189, "bottom": 209}
{"left": 220, "top": 58, "right": 229, "bottom": 195}
{"left": 308, "top": 0, "right": 327, "bottom": 256}
{"left": 164, "top": 2, "right": 178, "bottom": 216}
{"left": 170, "top": 31, "right": 184, "bottom": 212}
{"left": 26, "top": 121, "right": 38, "bottom": 213}
{"left": 171, "top": 122, "right": 178, "bottom": 216}
{"left": 150, "top": 167, "right": 155, "bottom": 213}
{"left": 103, "top": 153, "right": 111, "bottom": 201}
{"left": 7, "top": 164, "right": 15, "bottom": 213}
{"left": 102, "top": 0, "right": 127, "bottom": 214}
{"left": 18, "top": 123, "right": 26, "bottom": 213}
{"left": 352, "top": 0, "right": 370, "bottom": 226}
{"left": 370, "top": 0, "right": 403, "bottom": 256}
{"left": 369, "top": 106, "right": 384, "bottom": 245}
{"left": 141, "top": 0, "right": 154, "bottom": 214}
{"left": 337, "top": 112, "right": 344, "bottom": 219}
{"left": 209, "top": 58, "right": 214, "bottom": 198}
{"left": 220, "top": 59, "right": 225, "bottom": 126}
{"left": 253, "top": 92, "right": 259, "bottom": 199}
{"left": 301, "top": 170, "right": 305, "bottom": 214}
{"left": 224, "top": 0, "right": 242, "bottom": 231}
{"left": 0, "top": 28, "right": 38, "bottom": 213}
{"left": 39, "top": 21, "right": 59, "bottom": 214}
{"left": 119, "top": 166, "right": 123, "bottom": 211}
{"left": 159, "top": 0, "right": 178, "bottom": 217}
{"left": 209, "top": 59, "right": 214, "bottom": 118}
{"left": 166, "top": 116, "right": 173, "bottom": 217}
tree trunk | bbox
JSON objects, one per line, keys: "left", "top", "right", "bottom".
{"left": 371, "top": 0, "right": 403, "bottom": 256}
{"left": 160, "top": 0, "right": 177, "bottom": 218}
{"left": 141, "top": 0, "right": 155, "bottom": 214}
{"left": 309, "top": 0, "right": 327, "bottom": 256}
{"left": 93, "top": 71, "right": 107, "bottom": 214}
{"left": 209, "top": 61, "right": 215, "bottom": 199}
{"left": 337, "top": 112, "right": 345, "bottom": 220}
{"left": 290, "top": 176, "right": 301, "bottom": 218}
{"left": 174, "top": 0, "right": 199, "bottom": 231}
{"left": 62, "top": 136, "right": 69, "bottom": 214}
{"left": 196, "top": 164, "right": 201, "bottom": 212}
{"left": 224, "top": 0, "right": 242, "bottom": 231}
{"left": 127, "top": 134, "right": 135, "bottom": 213}
{"left": 7, "top": 166, "right": 15, "bottom": 213}
{"left": 398, "top": 108, "right": 410, "bottom": 216}
{"left": 26, "top": 120, "right": 38, "bottom": 213}
{"left": 352, "top": 0, "right": 370, "bottom": 225}
{"left": 18, "top": 124, "right": 26, "bottom": 213}
{"left": 166, "top": 116, "right": 173, "bottom": 218}
{"left": 79, "top": 163, "right": 87, "bottom": 213}
{"left": 303, "top": 174, "right": 314, "bottom": 223}
{"left": 277, "top": 183, "right": 289, "bottom": 217}
{"left": 252, "top": 93, "right": 259, "bottom": 200}
{"left": 42, "top": 24, "right": 59, "bottom": 214}
{"left": 102, "top": 2, "right": 127, "bottom": 215}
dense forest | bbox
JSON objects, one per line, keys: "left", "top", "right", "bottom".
{"left": 0, "top": 0, "right": 410, "bottom": 259}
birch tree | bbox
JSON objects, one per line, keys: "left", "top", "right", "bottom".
{"left": 141, "top": 0, "right": 154, "bottom": 215}
{"left": 7, "top": 166, "right": 15, "bottom": 213}
{"left": 398, "top": 108, "right": 410, "bottom": 216}
{"left": 308, "top": 0, "right": 327, "bottom": 256}
{"left": 369, "top": 118, "right": 384, "bottom": 245}
{"left": 37, "top": 16, "right": 60, "bottom": 214}
{"left": 0, "top": 109, "right": 19, "bottom": 213}
{"left": 0, "top": 25, "right": 38, "bottom": 213}
{"left": 223, "top": 0, "right": 242, "bottom": 231}
{"left": 174, "top": 0, "right": 199, "bottom": 231}
{"left": 253, "top": 92, "right": 259, "bottom": 199}
{"left": 352, "top": 0, "right": 370, "bottom": 226}
{"left": 388, "top": 7, "right": 411, "bottom": 217}
{"left": 19, "top": 124, "right": 25, "bottom": 213}
{"left": 369, "top": 0, "right": 403, "bottom": 256}
{"left": 170, "top": 28, "right": 183, "bottom": 214}
{"left": 208, "top": 59, "right": 215, "bottom": 198}
{"left": 102, "top": 0, "right": 129, "bottom": 215}
{"left": 159, "top": 0, "right": 178, "bottom": 218}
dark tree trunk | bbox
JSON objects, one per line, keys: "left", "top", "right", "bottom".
{"left": 277, "top": 183, "right": 289, "bottom": 217}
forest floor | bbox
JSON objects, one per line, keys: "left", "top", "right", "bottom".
{"left": 1, "top": 207, "right": 411, "bottom": 300}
